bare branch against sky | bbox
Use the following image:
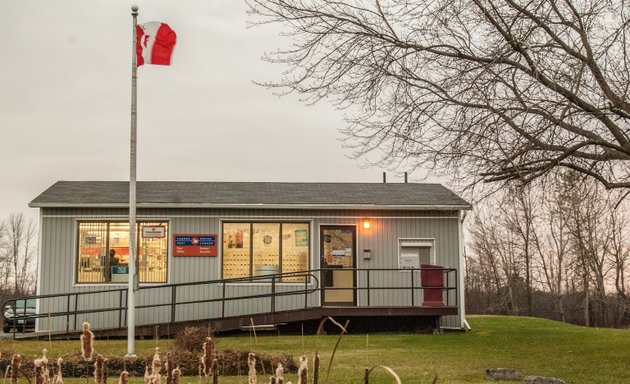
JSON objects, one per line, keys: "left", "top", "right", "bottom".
{"left": 246, "top": 0, "right": 630, "bottom": 193}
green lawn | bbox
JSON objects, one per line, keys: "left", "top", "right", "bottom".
{"left": 2, "top": 316, "right": 629, "bottom": 383}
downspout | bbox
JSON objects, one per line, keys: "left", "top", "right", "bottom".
{"left": 458, "top": 210, "right": 471, "bottom": 331}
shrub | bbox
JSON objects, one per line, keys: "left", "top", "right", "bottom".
{"left": 174, "top": 326, "right": 212, "bottom": 352}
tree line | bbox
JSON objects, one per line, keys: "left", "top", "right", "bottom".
{"left": 0, "top": 213, "right": 37, "bottom": 303}
{"left": 465, "top": 172, "right": 630, "bottom": 327}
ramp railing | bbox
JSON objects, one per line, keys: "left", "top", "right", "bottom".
{"left": 1, "top": 267, "right": 457, "bottom": 335}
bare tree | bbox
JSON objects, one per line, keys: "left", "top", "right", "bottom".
{"left": 248, "top": 0, "right": 630, "bottom": 190}
{"left": 469, "top": 196, "right": 531, "bottom": 315}
{"left": 607, "top": 207, "right": 630, "bottom": 301}
{"left": 534, "top": 181, "right": 570, "bottom": 322}
{"left": 0, "top": 220, "right": 9, "bottom": 290}
{"left": 468, "top": 215, "right": 504, "bottom": 311}
{"left": 501, "top": 185, "right": 538, "bottom": 316}
{"left": 557, "top": 172, "right": 611, "bottom": 326}
{"left": 468, "top": 170, "right": 630, "bottom": 326}
{"left": 2, "top": 213, "right": 37, "bottom": 295}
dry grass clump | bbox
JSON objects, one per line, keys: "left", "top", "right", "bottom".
{"left": 53, "top": 357, "right": 64, "bottom": 384}
{"left": 34, "top": 349, "right": 50, "bottom": 384}
{"left": 266, "top": 363, "right": 283, "bottom": 384}
{"left": 118, "top": 370, "right": 129, "bottom": 384}
{"left": 362, "top": 365, "right": 403, "bottom": 384}
{"left": 6, "top": 354, "right": 21, "bottom": 384}
{"left": 174, "top": 327, "right": 212, "bottom": 352}
{"left": 297, "top": 356, "right": 307, "bottom": 384}
{"left": 247, "top": 353, "right": 257, "bottom": 384}
{"left": 201, "top": 337, "right": 214, "bottom": 377}
{"left": 94, "top": 354, "right": 107, "bottom": 384}
{"left": 165, "top": 353, "right": 173, "bottom": 384}
{"left": 312, "top": 354, "right": 319, "bottom": 384}
{"left": 150, "top": 347, "right": 162, "bottom": 384}
{"left": 81, "top": 322, "right": 94, "bottom": 361}
{"left": 210, "top": 359, "right": 218, "bottom": 384}
{"left": 171, "top": 366, "right": 181, "bottom": 384}
{"left": 0, "top": 316, "right": 413, "bottom": 383}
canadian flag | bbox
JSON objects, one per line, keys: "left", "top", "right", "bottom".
{"left": 136, "top": 22, "right": 177, "bottom": 66}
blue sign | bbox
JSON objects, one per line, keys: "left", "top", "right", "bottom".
{"left": 175, "top": 235, "right": 216, "bottom": 246}
{"left": 112, "top": 266, "right": 129, "bottom": 274}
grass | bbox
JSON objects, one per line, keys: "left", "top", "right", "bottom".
{"left": 2, "top": 315, "right": 629, "bottom": 383}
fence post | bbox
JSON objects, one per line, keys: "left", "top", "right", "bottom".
{"left": 170, "top": 285, "right": 177, "bottom": 323}
{"left": 66, "top": 295, "right": 71, "bottom": 333}
{"left": 73, "top": 294, "right": 79, "bottom": 330}
{"left": 454, "top": 269, "right": 458, "bottom": 307}
{"left": 411, "top": 269, "right": 415, "bottom": 306}
{"left": 304, "top": 274, "right": 308, "bottom": 309}
{"left": 222, "top": 282, "right": 226, "bottom": 318}
{"left": 271, "top": 275, "right": 276, "bottom": 313}
{"left": 119, "top": 290, "right": 124, "bottom": 328}
{"left": 366, "top": 270, "right": 370, "bottom": 307}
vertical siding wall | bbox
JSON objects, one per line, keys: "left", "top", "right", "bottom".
{"left": 37, "top": 207, "right": 462, "bottom": 331}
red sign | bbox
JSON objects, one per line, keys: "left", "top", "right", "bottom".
{"left": 111, "top": 247, "right": 129, "bottom": 256}
{"left": 80, "top": 247, "right": 101, "bottom": 256}
{"left": 173, "top": 234, "right": 217, "bottom": 257}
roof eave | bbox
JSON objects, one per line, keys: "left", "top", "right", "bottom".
{"left": 29, "top": 202, "right": 472, "bottom": 211}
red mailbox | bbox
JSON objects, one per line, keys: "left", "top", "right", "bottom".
{"left": 420, "top": 264, "right": 445, "bottom": 306}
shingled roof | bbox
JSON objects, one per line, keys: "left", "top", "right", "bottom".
{"left": 29, "top": 181, "right": 470, "bottom": 210}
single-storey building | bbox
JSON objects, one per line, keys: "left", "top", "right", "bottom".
{"left": 28, "top": 181, "right": 470, "bottom": 334}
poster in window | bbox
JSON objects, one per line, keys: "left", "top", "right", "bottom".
{"left": 227, "top": 229, "right": 244, "bottom": 248}
{"left": 142, "top": 226, "right": 166, "bottom": 238}
{"left": 295, "top": 229, "right": 308, "bottom": 247}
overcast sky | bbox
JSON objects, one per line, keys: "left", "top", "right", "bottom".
{"left": 0, "top": 1, "right": 428, "bottom": 225}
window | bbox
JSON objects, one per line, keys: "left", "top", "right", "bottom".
{"left": 398, "top": 239, "right": 435, "bottom": 270}
{"left": 77, "top": 221, "right": 168, "bottom": 284}
{"left": 222, "top": 222, "right": 310, "bottom": 282}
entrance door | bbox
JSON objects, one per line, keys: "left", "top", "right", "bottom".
{"left": 320, "top": 226, "right": 356, "bottom": 306}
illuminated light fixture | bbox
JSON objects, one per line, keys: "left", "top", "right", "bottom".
{"left": 363, "top": 219, "right": 371, "bottom": 229}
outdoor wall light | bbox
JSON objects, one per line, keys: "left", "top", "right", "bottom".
{"left": 363, "top": 219, "right": 371, "bottom": 229}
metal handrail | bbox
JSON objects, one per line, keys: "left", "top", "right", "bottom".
{"left": 2, "top": 266, "right": 457, "bottom": 334}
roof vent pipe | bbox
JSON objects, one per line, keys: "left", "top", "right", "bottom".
{"left": 404, "top": 172, "right": 408, "bottom": 183}
{"left": 383, "top": 172, "right": 386, "bottom": 183}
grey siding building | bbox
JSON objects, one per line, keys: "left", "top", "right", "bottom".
{"left": 29, "top": 181, "right": 470, "bottom": 333}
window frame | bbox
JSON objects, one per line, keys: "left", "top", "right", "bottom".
{"left": 221, "top": 221, "right": 311, "bottom": 283}
{"left": 397, "top": 238, "right": 436, "bottom": 272}
{"left": 75, "top": 220, "right": 170, "bottom": 285}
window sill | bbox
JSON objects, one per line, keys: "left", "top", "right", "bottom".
{"left": 219, "top": 281, "right": 313, "bottom": 286}
{"left": 72, "top": 282, "right": 167, "bottom": 288}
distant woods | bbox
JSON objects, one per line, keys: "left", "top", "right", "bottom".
{"left": 0, "top": 213, "right": 37, "bottom": 301}
{"left": 465, "top": 172, "right": 630, "bottom": 328}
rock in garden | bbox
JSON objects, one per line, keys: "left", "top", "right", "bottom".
{"left": 485, "top": 368, "right": 521, "bottom": 381}
{"left": 523, "top": 375, "right": 566, "bottom": 384}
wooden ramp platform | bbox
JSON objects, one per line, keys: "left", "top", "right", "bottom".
{"left": 13, "top": 306, "right": 457, "bottom": 340}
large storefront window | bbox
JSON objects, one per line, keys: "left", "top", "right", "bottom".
{"left": 223, "top": 223, "right": 251, "bottom": 279}
{"left": 77, "top": 221, "right": 168, "bottom": 284}
{"left": 222, "top": 222, "right": 310, "bottom": 282}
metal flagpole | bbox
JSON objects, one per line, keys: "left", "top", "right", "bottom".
{"left": 127, "top": 4, "right": 139, "bottom": 357}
